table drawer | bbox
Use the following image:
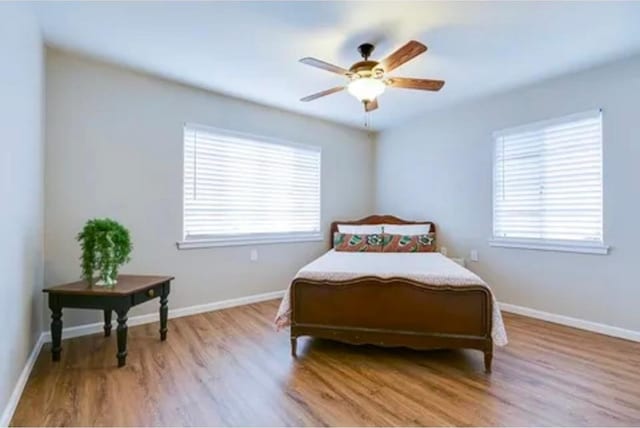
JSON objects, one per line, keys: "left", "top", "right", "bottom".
{"left": 132, "top": 283, "right": 164, "bottom": 305}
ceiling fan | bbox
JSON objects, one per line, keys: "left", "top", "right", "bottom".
{"left": 299, "top": 40, "right": 445, "bottom": 112}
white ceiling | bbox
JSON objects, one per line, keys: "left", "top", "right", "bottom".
{"left": 32, "top": 1, "right": 640, "bottom": 131}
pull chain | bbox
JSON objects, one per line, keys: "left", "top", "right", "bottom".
{"left": 364, "top": 111, "right": 371, "bottom": 129}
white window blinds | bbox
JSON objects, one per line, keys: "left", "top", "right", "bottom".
{"left": 492, "top": 110, "right": 605, "bottom": 252}
{"left": 182, "top": 124, "right": 321, "bottom": 247}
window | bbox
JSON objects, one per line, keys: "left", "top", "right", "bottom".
{"left": 491, "top": 110, "right": 608, "bottom": 254}
{"left": 179, "top": 124, "right": 321, "bottom": 249}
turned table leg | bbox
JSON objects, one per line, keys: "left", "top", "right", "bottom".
{"left": 103, "top": 310, "right": 112, "bottom": 337}
{"left": 50, "top": 306, "right": 63, "bottom": 362}
{"left": 116, "top": 309, "right": 129, "bottom": 367}
{"left": 159, "top": 287, "right": 169, "bottom": 341}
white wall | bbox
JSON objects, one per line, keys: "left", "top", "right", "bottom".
{"left": 45, "top": 49, "right": 375, "bottom": 328}
{"left": 0, "top": 2, "right": 44, "bottom": 421}
{"left": 377, "top": 56, "right": 640, "bottom": 332}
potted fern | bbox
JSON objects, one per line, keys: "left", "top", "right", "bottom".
{"left": 77, "top": 218, "right": 132, "bottom": 287}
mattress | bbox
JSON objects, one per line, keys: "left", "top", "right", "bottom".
{"left": 275, "top": 250, "right": 508, "bottom": 346}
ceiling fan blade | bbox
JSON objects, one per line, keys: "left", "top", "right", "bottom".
{"left": 364, "top": 99, "right": 379, "bottom": 112}
{"left": 378, "top": 40, "right": 427, "bottom": 73}
{"left": 299, "top": 57, "right": 349, "bottom": 75}
{"left": 387, "top": 77, "right": 445, "bottom": 91}
{"left": 300, "top": 86, "right": 345, "bottom": 102}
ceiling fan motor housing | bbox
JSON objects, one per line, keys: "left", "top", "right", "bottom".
{"left": 349, "top": 60, "right": 382, "bottom": 77}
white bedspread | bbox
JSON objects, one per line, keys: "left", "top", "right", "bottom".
{"left": 275, "top": 250, "right": 508, "bottom": 346}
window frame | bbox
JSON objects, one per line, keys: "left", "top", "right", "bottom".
{"left": 489, "top": 110, "right": 609, "bottom": 255}
{"left": 177, "top": 123, "right": 323, "bottom": 250}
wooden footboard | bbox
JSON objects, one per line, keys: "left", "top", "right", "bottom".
{"left": 290, "top": 276, "right": 494, "bottom": 371}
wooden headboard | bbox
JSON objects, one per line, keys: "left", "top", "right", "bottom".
{"left": 329, "top": 215, "right": 436, "bottom": 248}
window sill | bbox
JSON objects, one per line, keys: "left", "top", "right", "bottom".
{"left": 489, "top": 238, "right": 609, "bottom": 255}
{"left": 177, "top": 233, "right": 323, "bottom": 250}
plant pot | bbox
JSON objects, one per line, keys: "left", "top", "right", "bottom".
{"left": 95, "top": 273, "right": 118, "bottom": 287}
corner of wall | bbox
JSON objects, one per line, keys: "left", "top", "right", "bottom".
{"left": 0, "top": 2, "right": 46, "bottom": 424}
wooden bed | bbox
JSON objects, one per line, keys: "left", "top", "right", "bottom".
{"left": 289, "top": 215, "right": 494, "bottom": 372}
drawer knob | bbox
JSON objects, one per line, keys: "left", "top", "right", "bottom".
{"left": 147, "top": 289, "right": 155, "bottom": 297}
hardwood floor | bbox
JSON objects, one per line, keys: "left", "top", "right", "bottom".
{"left": 11, "top": 299, "right": 640, "bottom": 426}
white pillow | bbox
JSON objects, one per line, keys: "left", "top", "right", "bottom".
{"left": 337, "top": 224, "right": 383, "bottom": 234}
{"left": 382, "top": 224, "right": 432, "bottom": 235}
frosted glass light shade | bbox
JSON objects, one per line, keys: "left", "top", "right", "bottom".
{"left": 347, "top": 78, "right": 385, "bottom": 102}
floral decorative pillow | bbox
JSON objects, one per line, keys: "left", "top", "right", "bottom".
{"left": 334, "top": 232, "right": 383, "bottom": 252}
{"left": 382, "top": 233, "right": 436, "bottom": 253}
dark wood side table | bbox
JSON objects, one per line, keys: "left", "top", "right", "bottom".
{"left": 43, "top": 275, "right": 174, "bottom": 367}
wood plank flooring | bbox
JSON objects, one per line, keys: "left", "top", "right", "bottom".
{"left": 11, "top": 299, "right": 640, "bottom": 426}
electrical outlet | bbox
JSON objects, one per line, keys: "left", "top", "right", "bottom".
{"left": 470, "top": 249, "right": 479, "bottom": 262}
{"left": 250, "top": 249, "right": 258, "bottom": 262}
{"left": 440, "top": 246, "right": 448, "bottom": 256}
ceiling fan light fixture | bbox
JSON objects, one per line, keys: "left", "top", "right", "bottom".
{"left": 347, "top": 77, "right": 385, "bottom": 102}
{"left": 299, "top": 40, "right": 443, "bottom": 111}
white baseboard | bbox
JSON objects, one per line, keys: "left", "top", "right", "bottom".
{"left": 1, "top": 333, "right": 46, "bottom": 427}
{"left": 499, "top": 302, "right": 640, "bottom": 342}
{"left": 42, "top": 289, "right": 286, "bottom": 342}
